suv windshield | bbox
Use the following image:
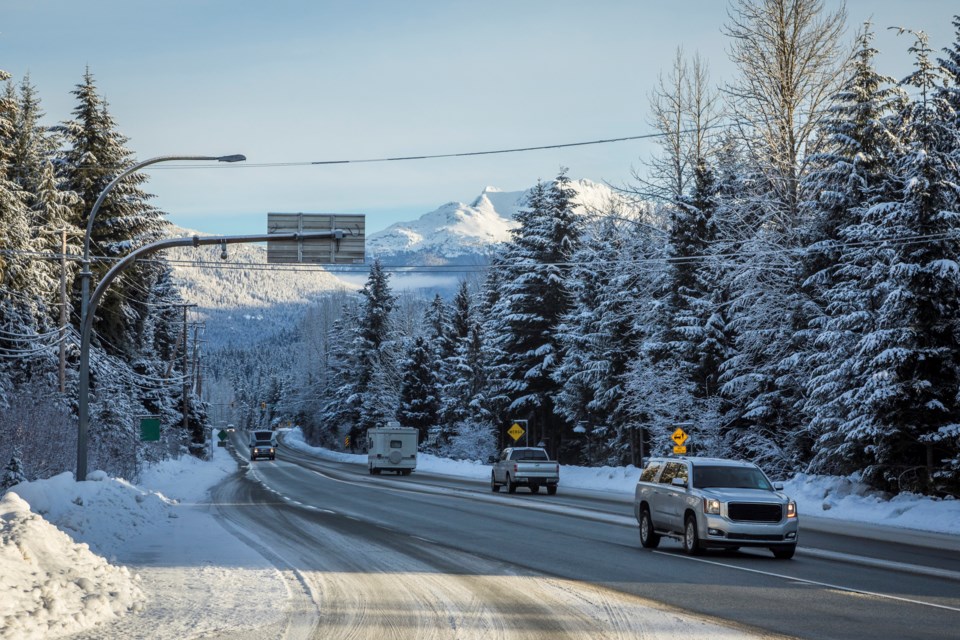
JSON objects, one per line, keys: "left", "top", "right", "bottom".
{"left": 692, "top": 465, "right": 773, "bottom": 490}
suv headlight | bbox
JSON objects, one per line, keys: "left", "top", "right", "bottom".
{"left": 704, "top": 498, "right": 721, "bottom": 515}
{"left": 786, "top": 501, "right": 797, "bottom": 518}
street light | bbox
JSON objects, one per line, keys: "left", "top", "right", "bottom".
{"left": 76, "top": 154, "right": 245, "bottom": 481}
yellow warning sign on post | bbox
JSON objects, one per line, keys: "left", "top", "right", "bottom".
{"left": 673, "top": 445, "right": 687, "bottom": 455}
{"left": 671, "top": 428, "right": 689, "bottom": 446}
{"left": 507, "top": 422, "right": 525, "bottom": 441}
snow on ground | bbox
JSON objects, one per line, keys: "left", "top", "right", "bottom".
{"left": 1, "top": 444, "right": 287, "bottom": 639}
{"left": 1, "top": 427, "right": 958, "bottom": 638}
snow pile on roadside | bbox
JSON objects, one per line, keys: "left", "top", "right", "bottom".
{"left": 138, "top": 445, "right": 239, "bottom": 503}
{"left": 784, "top": 472, "right": 960, "bottom": 534}
{"left": 10, "top": 471, "right": 174, "bottom": 558}
{"left": 0, "top": 491, "right": 144, "bottom": 639}
{"left": 0, "top": 450, "right": 240, "bottom": 639}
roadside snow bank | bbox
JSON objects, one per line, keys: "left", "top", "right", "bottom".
{"left": 10, "top": 471, "right": 173, "bottom": 558}
{"left": 0, "top": 450, "right": 241, "bottom": 639}
{"left": 0, "top": 491, "right": 144, "bottom": 639}
{"left": 784, "top": 472, "right": 960, "bottom": 535}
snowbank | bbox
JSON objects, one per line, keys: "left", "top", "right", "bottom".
{"left": 0, "top": 491, "right": 144, "bottom": 639}
{"left": 784, "top": 472, "right": 960, "bottom": 534}
{"left": 0, "top": 447, "right": 242, "bottom": 639}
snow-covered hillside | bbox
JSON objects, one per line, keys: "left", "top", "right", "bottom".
{"left": 165, "top": 231, "right": 356, "bottom": 348}
{"left": 165, "top": 179, "right": 640, "bottom": 345}
{"left": 366, "top": 179, "right": 634, "bottom": 265}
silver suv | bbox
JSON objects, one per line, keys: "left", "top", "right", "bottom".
{"left": 634, "top": 457, "right": 798, "bottom": 559}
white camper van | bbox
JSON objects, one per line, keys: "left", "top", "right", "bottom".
{"left": 249, "top": 429, "right": 276, "bottom": 461}
{"left": 367, "top": 422, "right": 418, "bottom": 475}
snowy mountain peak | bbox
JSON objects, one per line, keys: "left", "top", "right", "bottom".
{"left": 368, "top": 178, "right": 626, "bottom": 264}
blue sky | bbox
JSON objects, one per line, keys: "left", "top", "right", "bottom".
{"left": 3, "top": 1, "right": 957, "bottom": 236}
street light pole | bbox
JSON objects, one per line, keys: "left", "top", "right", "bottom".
{"left": 76, "top": 154, "right": 245, "bottom": 481}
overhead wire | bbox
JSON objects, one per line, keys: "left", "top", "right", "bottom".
{"left": 5, "top": 228, "right": 960, "bottom": 277}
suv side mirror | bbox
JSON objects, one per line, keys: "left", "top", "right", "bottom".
{"left": 774, "top": 482, "right": 784, "bottom": 490}
{"left": 671, "top": 477, "right": 687, "bottom": 487}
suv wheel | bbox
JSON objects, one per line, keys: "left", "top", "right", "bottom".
{"left": 507, "top": 474, "right": 517, "bottom": 494}
{"left": 683, "top": 514, "right": 702, "bottom": 556}
{"left": 639, "top": 507, "right": 660, "bottom": 549}
{"left": 771, "top": 544, "right": 796, "bottom": 560}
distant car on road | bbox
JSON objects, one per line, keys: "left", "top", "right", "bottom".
{"left": 491, "top": 447, "right": 559, "bottom": 495}
{"left": 634, "top": 456, "right": 798, "bottom": 558}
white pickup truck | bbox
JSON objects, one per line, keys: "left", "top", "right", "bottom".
{"left": 491, "top": 447, "right": 559, "bottom": 495}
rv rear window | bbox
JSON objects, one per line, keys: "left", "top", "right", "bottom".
{"left": 390, "top": 439, "right": 403, "bottom": 448}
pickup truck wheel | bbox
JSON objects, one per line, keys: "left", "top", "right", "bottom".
{"left": 683, "top": 514, "right": 702, "bottom": 556}
{"left": 529, "top": 484, "right": 540, "bottom": 494}
{"left": 491, "top": 473, "right": 500, "bottom": 492}
{"left": 771, "top": 544, "right": 796, "bottom": 560}
{"left": 507, "top": 475, "right": 517, "bottom": 494}
{"left": 639, "top": 507, "right": 660, "bottom": 549}
{"left": 546, "top": 485, "right": 557, "bottom": 495}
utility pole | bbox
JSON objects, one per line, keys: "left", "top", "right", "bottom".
{"left": 171, "top": 303, "right": 197, "bottom": 433}
{"left": 191, "top": 323, "right": 205, "bottom": 399}
{"left": 59, "top": 229, "right": 67, "bottom": 393}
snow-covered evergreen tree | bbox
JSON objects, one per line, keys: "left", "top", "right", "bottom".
{"left": 555, "top": 211, "right": 645, "bottom": 464}
{"left": 397, "top": 335, "right": 441, "bottom": 444}
{"left": 57, "top": 69, "right": 168, "bottom": 355}
{"left": 1, "top": 448, "right": 26, "bottom": 490}
{"left": 488, "top": 170, "right": 580, "bottom": 455}
{"left": 839, "top": 31, "right": 960, "bottom": 493}
{"left": 800, "top": 26, "right": 902, "bottom": 475}
{"left": 346, "top": 259, "right": 400, "bottom": 440}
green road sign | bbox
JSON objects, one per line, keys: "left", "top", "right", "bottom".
{"left": 140, "top": 417, "right": 160, "bottom": 442}
{"left": 218, "top": 429, "right": 228, "bottom": 442}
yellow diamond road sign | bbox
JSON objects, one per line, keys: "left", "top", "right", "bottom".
{"left": 507, "top": 423, "right": 525, "bottom": 442}
{"left": 671, "top": 428, "right": 689, "bottom": 446}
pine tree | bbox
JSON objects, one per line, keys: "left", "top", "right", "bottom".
{"left": 938, "top": 16, "right": 960, "bottom": 117}
{"left": 6, "top": 75, "right": 80, "bottom": 327}
{"left": 57, "top": 69, "right": 168, "bottom": 355}
{"left": 800, "top": 26, "right": 902, "bottom": 475}
{"left": 555, "top": 213, "right": 643, "bottom": 464}
{"left": 350, "top": 259, "right": 399, "bottom": 439}
{"left": 841, "top": 31, "right": 960, "bottom": 493}
{"left": 1, "top": 448, "right": 26, "bottom": 490}
{"left": 0, "top": 69, "right": 45, "bottom": 395}
{"left": 397, "top": 336, "right": 440, "bottom": 444}
{"left": 492, "top": 170, "right": 580, "bottom": 455}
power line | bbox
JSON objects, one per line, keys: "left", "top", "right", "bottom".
{"left": 125, "top": 126, "right": 734, "bottom": 170}
{"left": 3, "top": 229, "right": 960, "bottom": 277}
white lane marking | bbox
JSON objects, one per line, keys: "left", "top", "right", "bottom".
{"left": 655, "top": 551, "right": 960, "bottom": 612}
{"left": 412, "top": 536, "right": 433, "bottom": 544}
{"left": 800, "top": 547, "right": 960, "bottom": 582}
